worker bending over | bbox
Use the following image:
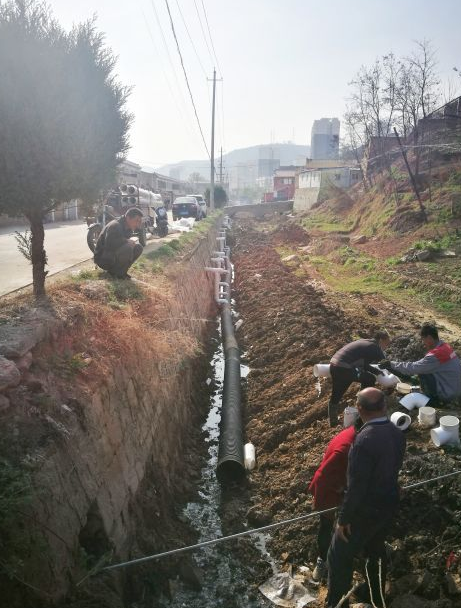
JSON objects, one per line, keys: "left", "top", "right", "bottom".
{"left": 94, "top": 207, "right": 144, "bottom": 280}
{"left": 326, "top": 387, "right": 406, "bottom": 608}
{"left": 308, "top": 424, "right": 357, "bottom": 582}
{"left": 380, "top": 323, "right": 461, "bottom": 404}
{"left": 328, "top": 331, "right": 390, "bottom": 427}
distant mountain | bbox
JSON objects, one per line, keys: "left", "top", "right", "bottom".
{"left": 157, "top": 143, "right": 310, "bottom": 180}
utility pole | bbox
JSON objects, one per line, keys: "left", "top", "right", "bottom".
{"left": 219, "top": 146, "right": 223, "bottom": 184}
{"left": 393, "top": 127, "right": 427, "bottom": 222}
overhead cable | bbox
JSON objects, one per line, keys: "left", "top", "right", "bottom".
{"left": 164, "top": 0, "right": 211, "bottom": 158}
{"left": 174, "top": 0, "right": 208, "bottom": 78}
{"left": 200, "top": 0, "right": 222, "bottom": 77}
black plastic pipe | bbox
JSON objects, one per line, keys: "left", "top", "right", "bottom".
{"left": 217, "top": 303, "right": 245, "bottom": 481}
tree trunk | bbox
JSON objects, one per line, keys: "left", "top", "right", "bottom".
{"left": 28, "top": 214, "right": 48, "bottom": 297}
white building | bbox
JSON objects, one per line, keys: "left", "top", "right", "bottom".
{"left": 294, "top": 166, "right": 361, "bottom": 211}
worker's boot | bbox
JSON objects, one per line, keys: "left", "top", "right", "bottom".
{"left": 312, "top": 557, "right": 328, "bottom": 582}
{"left": 328, "top": 401, "right": 339, "bottom": 427}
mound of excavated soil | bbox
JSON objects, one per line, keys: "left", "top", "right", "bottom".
{"left": 233, "top": 221, "right": 461, "bottom": 608}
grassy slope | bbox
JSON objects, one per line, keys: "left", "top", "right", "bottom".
{"left": 296, "top": 165, "right": 461, "bottom": 326}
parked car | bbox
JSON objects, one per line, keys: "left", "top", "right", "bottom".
{"left": 172, "top": 195, "right": 203, "bottom": 221}
{"left": 191, "top": 194, "right": 207, "bottom": 218}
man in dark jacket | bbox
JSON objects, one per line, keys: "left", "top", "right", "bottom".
{"left": 326, "top": 387, "right": 406, "bottom": 608}
{"left": 380, "top": 323, "right": 461, "bottom": 404}
{"left": 94, "top": 208, "right": 144, "bottom": 279}
{"left": 308, "top": 424, "right": 357, "bottom": 581}
{"left": 328, "top": 331, "right": 390, "bottom": 426}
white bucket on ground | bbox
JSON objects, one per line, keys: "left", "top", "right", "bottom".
{"left": 244, "top": 442, "right": 256, "bottom": 470}
{"left": 390, "top": 411, "right": 412, "bottom": 431}
{"left": 431, "top": 415, "right": 460, "bottom": 447}
{"left": 313, "top": 364, "right": 331, "bottom": 378}
{"left": 418, "top": 406, "right": 436, "bottom": 428}
{"left": 343, "top": 406, "right": 359, "bottom": 428}
{"left": 399, "top": 392, "right": 430, "bottom": 411}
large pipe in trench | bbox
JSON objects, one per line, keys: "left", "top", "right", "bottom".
{"left": 217, "top": 302, "right": 245, "bottom": 481}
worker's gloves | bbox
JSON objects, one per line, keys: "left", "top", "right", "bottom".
{"left": 377, "top": 359, "right": 393, "bottom": 371}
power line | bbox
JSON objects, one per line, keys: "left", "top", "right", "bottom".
{"left": 90, "top": 469, "right": 461, "bottom": 575}
{"left": 164, "top": 0, "right": 210, "bottom": 158}
{"left": 174, "top": 0, "right": 208, "bottom": 78}
{"left": 200, "top": 0, "right": 222, "bottom": 77}
{"left": 139, "top": 4, "right": 195, "bottom": 140}
{"left": 192, "top": 0, "right": 214, "bottom": 68}
{"left": 148, "top": 0, "right": 196, "bottom": 134}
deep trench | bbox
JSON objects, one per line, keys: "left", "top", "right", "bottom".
{"left": 157, "top": 312, "right": 273, "bottom": 607}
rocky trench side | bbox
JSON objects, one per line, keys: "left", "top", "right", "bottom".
{"left": 0, "top": 219, "right": 227, "bottom": 608}
{"left": 231, "top": 219, "right": 461, "bottom": 608}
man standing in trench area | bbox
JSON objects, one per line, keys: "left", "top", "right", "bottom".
{"left": 328, "top": 331, "right": 391, "bottom": 427}
{"left": 308, "top": 423, "right": 357, "bottom": 582}
{"left": 94, "top": 207, "right": 144, "bottom": 279}
{"left": 326, "top": 388, "right": 406, "bottom": 608}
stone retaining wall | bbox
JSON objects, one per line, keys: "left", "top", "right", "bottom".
{"left": 0, "top": 218, "right": 222, "bottom": 604}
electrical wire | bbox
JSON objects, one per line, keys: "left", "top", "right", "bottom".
{"left": 139, "top": 4, "right": 195, "bottom": 140}
{"left": 200, "top": 0, "right": 222, "bottom": 77}
{"left": 164, "top": 0, "right": 210, "bottom": 159}
{"left": 93, "top": 468, "right": 461, "bottom": 575}
{"left": 192, "top": 0, "right": 214, "bottom": 68}
{"left": 148, "top": 0, "right": 196, "bottom": 135}
{"left": 174, "top": 0, "right": 208, "bottom": 78}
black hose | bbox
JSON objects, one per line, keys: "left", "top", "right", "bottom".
{"left": 217, "top": 303, "right": 245, "bottom": 481}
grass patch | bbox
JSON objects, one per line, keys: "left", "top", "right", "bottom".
{"left": 301, "top": 213, "right": 353, "bottom": 233}
{"left": 51, "top": 352, "right": 91, "bottom": 379}
{"left": 71, "top": 268, "right": 100, "bottom": 282}
{"left": 107, "top": 278, "right": 144, "bottom": 304}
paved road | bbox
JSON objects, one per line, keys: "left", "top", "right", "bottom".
{"left": 0, "top": 213, "right": 177, "bottom": 297}
{"left": 0, "top": 220, "right": 91, "bottom": 296}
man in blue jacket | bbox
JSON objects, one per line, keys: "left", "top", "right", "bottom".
{"left": 380, "top": 323, "right": 461, "bottom": 403}
{"left": 326, "top": 387, "right": 406, "bottom": 608}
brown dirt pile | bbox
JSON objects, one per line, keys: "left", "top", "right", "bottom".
{"left": 233, "top": 220, "right": 461, "bottom": 607}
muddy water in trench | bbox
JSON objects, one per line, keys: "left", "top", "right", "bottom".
{"left": 160, "top": 324, "right": 272, "bottom": 608}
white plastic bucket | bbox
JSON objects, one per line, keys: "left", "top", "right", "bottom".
{"left": 244, "top": 442, "right": 256, "bottom": 471}
{"left": 418, "top": 406, "right": 436, "bottom": 428}
{"left": 313, "top": 364, "right": 331, "bottom": 378}
{"left": 399, "top": 392, "right": 430, "bottom": 411}
{"left": 390, "top": 411, "right": 411, "bottom": 431}
{"left": 343, "top": 406, "right": 359, "bottom": 428}
{"left": 431, "top": 415, "right": 460, "bottom": 447}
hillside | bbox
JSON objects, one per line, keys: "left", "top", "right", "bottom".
{"left": 298, "top": 161, "right": 461, "bottom": 327}
{"left": 157, "top": 142, "right": 310, "bottom": 180}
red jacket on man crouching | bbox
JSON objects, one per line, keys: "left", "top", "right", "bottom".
{"left": 308, "top": 425, "right": 356, "bottom": 516}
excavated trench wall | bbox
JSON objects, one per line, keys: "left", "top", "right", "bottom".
{"left": 0, "top": 218, "right": 223, "bottom": 605}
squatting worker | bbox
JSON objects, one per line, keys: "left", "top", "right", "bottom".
{"left": 94, "top": 207, "right": 144, "bottom": 279}
{"left": 326, "top": 388, "right": 406, "bottom": 608}
{"left": 328, "top": 331, "right": 391, "bottom": 427}
{"left": 379, "top": 323, "right": 461, "bottom": 404}
{"left": 308, "top": 423, "right": 357, "bottom": 582}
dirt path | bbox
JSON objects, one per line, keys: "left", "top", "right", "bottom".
{"left": 233, "top": 220, "right": 461, "bottom": 608}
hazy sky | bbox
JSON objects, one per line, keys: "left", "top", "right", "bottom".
{"left": 48, "top": 0, "right": 461, "bottom": 167}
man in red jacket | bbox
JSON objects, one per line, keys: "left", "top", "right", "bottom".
{"left": 308, "top": 424, "right": 357, "bottom": 581}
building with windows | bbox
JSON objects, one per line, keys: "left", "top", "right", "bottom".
{"left": 273, "top": 166, "right": 297, "bottom": 200}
